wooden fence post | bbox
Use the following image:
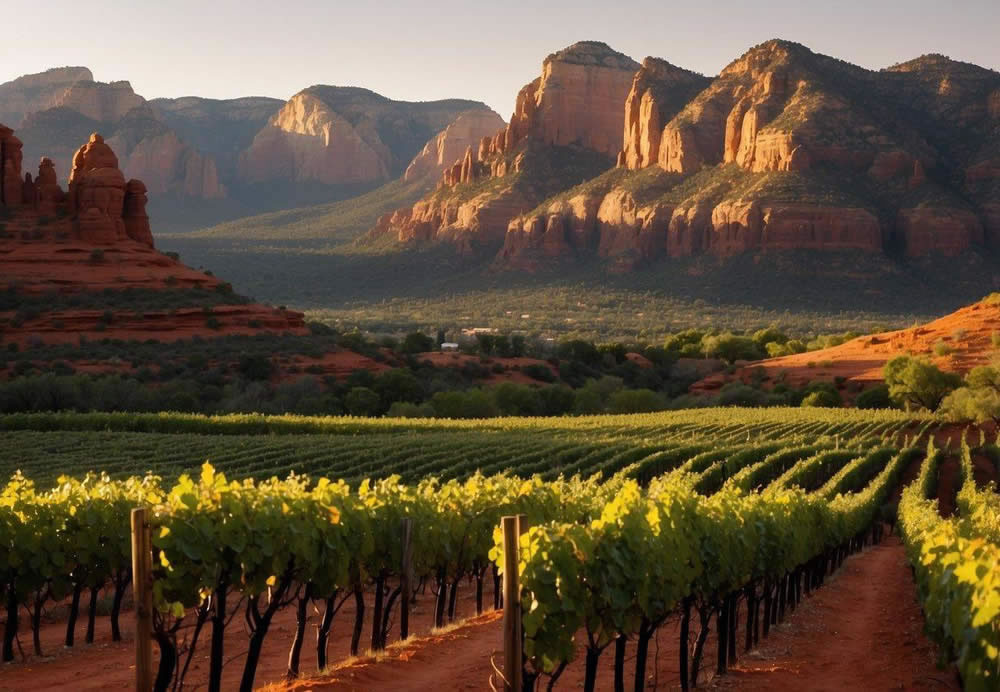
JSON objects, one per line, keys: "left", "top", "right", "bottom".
{"left": 400, "top": 518, "right": 413, "bottom": 641}
{"left": 502, "top": 515, "right": 522, "bottom": 692}
{"left": 131, "top": 508, "right": 153, "bottom": 692}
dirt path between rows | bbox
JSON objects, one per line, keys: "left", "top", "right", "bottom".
{"left": 713, "top": 535, "right": 956, "bottom": 691}
{"left": 268, "top": 536, "right": 955, "bottom": 691}
{"left": 936, "top": 456, "right": 961, "bottom": 518}
{"left": 0, "top": 579, "right": 497, "bottom": 691}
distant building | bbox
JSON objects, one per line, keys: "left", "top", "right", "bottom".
{"left": 441, "top": 342, "right": 460, "bottom": 351}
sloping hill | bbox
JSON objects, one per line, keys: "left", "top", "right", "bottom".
{"left": 692, "top": 295, "right": 1000, "bottom": 394}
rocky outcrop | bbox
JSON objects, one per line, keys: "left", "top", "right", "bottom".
{"left": 500, "top": 39, "right": 1000, "bottom": 269}
{"left": 367, "top": 42, "right": 636, "bottom": 250}
{"left": 621, "top": 58, "right": 712, "bottom": 169}
{"left": 0, "top": 67, "right": 94, "bottom": 126}
{"left": 50, "top": 80, "right": 145, "bottom": 123}
{"left": 69, "top": 134, "right": 130, "bottom": 244}
{"left": 502, "top": 182, "right": 884, "bottom": 269}
{"left": 404, "top": 110, "right": 506, "bottom": 181}
{"left": 897, "top": 208, "right": 985, "bottom": 257}
{"left": 1, "top": 125, "right": 24, "bottom": 207}
{"left": 13, "top": 73, "right": 227, "bottom": 202}
{"left": 1, "top": 126, "right": 154, "bottom": 249}
{"left": 239, "top": 87, "right": 493, "bottom": 186}
{"left": 112, "top": 128, "right": 224, "bottom": 198}
{"left": 517, "top": 42, "right": 639, "bottom": 156}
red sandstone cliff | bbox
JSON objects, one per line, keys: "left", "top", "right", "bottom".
{"left": 238, "top": 87, "right": 495, "bottom": 187}
{"left": 500, "top": 40, "right": 1000, "bottom": 269}
{"left": 404, "top": 110, "right": 506, "bottom": 182}
{"left": 14, "top": 75, "right": 225, "bottom": 201}
{"left": 0, "top": 67, "right": 95, "bottom": 126}
{"left": 365, "top": 42, "right": 639, "bottom": 250}
{"left": 0, "top": 123, "right": 305, "bottom": 342}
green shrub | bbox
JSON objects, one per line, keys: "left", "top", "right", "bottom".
{"left": 345, "top": 386, "right": 381, "bottom": 416}
{"left": 884, "top": 356, "right": 962, "bottom": 411}
{"left": 855, "top": 385, "right": 894, "bottom": 409}
{"left": 933, "top": 341, "right": 953, "bottom": 357}
{"left": 800, "top": 390, "right": 841, "bottom": 408}
{"left": 608, "top": 389, "right": 665, "bottom": 414}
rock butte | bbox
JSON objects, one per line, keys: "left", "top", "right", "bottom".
{"left": 365, "top": 40, "right": 1000, "bottom": 270}
{"left": 6, "top": 73, "right": 226, "bottom": 201}
{"left": 690, "top": 296, "right": 1000, "bottom": 398}
{"left": 504, "top": 41, "right": 1000, "bottom": 269}
{"left": 365, "top": 41, "right": 640, "bottom": 250}
{"left": 403, "top": 110, "right": 507, "bottom": 182}
{"left": 0, "top": 123, "right": 305, "bottom": 343}
{"left": 238, "top": 87, "right": 498, "bottom": 187}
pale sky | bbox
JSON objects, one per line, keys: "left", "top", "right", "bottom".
{"left": 2, "top": 0, "right": 998, "bottom": 117}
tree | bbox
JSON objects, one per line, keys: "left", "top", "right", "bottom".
{"left": 238, "top": 354, "right": 273, "bottom": 381}
{"left": 701, "top": 333, "right": 762, "bottom": 363}
{"left": 345, "top": 387, "right": 381, "bottom": 416}
{"left": 608, "top": 389, "right": 665, "bottom": 414}
{"left": 557, "top": 340, "right": 601, "bottom": 367}
{"left": 855, "top": 385, "right": 894, "bottom": 410}
{"left": 939, "top": 387, "right": 1000, "bottom": 424}
{"left": 374, "top": 369, "right": 424, "bottom": 409}
{"left": 430, "top": 390, "right": 498, "bottom": 418}
{"left": 491, "top": 382, "right": 541, "bottom": 416}
{"left": 538, "top": 384, "right": 575, "bottom": 416}
{"left": 939, "top": 365, "right": 1000, "bottom": 423}
{"left": 475, "top": 334, "right": 496, "bottom": 356}
{"left": 510, "top": 335, "right": 527, "bottom": 358}
{"left": 494, "top": 335, "right": 512, "bottom": 358}
{"left": 401, "top": 332, "right": 434, "bottom": 354}
{"left": 883, "top": 356, "right": 962, "bottom": 411}
{"left": 752, "top": 327, "right": 788, "bottom": 348}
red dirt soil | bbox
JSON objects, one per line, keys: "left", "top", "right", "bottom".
{"left": 259, "top": 538, "right": 954, "bottom": 692}
{"left": 0, "top": 234, "right": 221, "bottom": 295}
{"left": 692, "top": 297, "right": 1000, "bottom": 396}
{"left": 0, "top": 304, "right": 308, "bottom": 348}
{"left": 712, "top": 536, "right": 958, "bottom": 692}
{"left": 0, "top": 580, "right": 498, "bottom": 691}
{"left": 971, "top": 453, "right": 999, "bottom": 488}
{"left": 0, "top": 233, "right": 309, "bottom": 347}
{"left": 935, "top": 456, "right": 961, "bottom": 518}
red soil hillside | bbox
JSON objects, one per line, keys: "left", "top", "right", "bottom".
{"left": 692, "top": 296, "right": 1000, "bottom": 394}
{"left": 0, "top": 123, "right": 306, "bottom": 344}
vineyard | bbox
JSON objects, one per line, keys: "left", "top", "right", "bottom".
{"left": 0, "top": 408, "right": 996, "bottom": 691}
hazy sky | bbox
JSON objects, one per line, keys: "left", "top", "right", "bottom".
{"left": 2, "top": 0, "right": 998, "bottom": 117}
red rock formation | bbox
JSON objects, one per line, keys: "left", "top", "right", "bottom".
{"left": 111, "top": 127, "right": 225, "bottom": 198}
{"left": 0, "top": 127, "right": 155, "bottom": 250}
{"left": 35, "top": 158, "right": 63, "bottom": 213}
{"left": 0, "top": 125, "right": 24, "bottom": 207}
{"left": 500, "top": 40, "right": 1000, "bottom": 268}
{"left": 622, "top": 58, "right": 712, "bottom": 170}
{"left": 239, "top": 87, "right": 492, "bottom": 187}
{"left": 0, "top": 67, "right": 94, "bottom": 127}
{"left": 502, "top": 183, "right": 884, "bottom": 268}
{"left": 123, "top": 180, "right": 153, "bottom": 246}
{"left": 898, "top": 208, "right": 984, "bottom": 257}
{"left": 68, "top": 134, "right": 129, "bottom": 244}
{"left": 404, "top": 110, "right": 505, "bottom": 182}
{"left": 51, "top": 80, "right": 145, "bottom": 123}
{"left": 368, "top": 42, "right": 637, "bottom": 250}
